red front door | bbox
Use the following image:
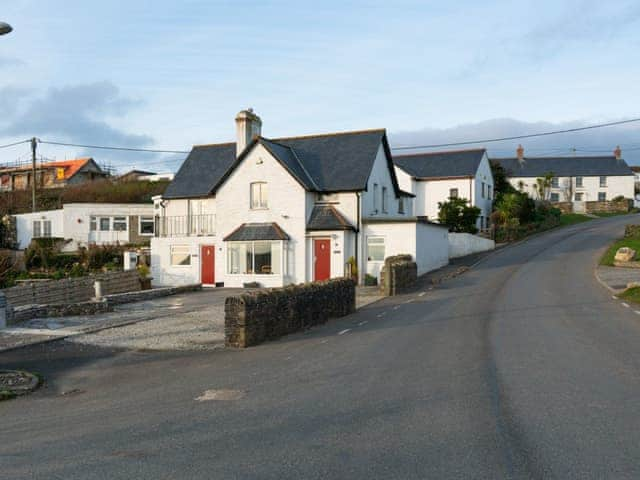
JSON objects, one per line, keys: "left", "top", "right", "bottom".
{"left": 314, "top": 239, "right": 331, "bottom": 281}
{"left": 201, "top": 245, "right": 215, "bottom": 285}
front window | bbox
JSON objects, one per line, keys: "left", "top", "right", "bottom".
{"left": 598, "top": 192, "right": 606, "bottom": 202}
{"left": 227, "top": 241, "right": 281, "bottom": 275}
{"left": 170, "top": 245, "right": 191, "bottom": 266}
{"left": 33, "top": 220, "right": 41, "bottom": 238}
{"left": 90, "top": 216, "right": 97, "bottom": 231}
{"left": 449, "top": 188, "right": 459, "bottom": 199}
{"left": 99, "top": 217, "right": 110, "bottom": 231}
{"left": 139, "top": 216, "right": 155, "bottom": 235}
{"left": 575, "top": 192, "right": 583, "bottom": 201}
{"left": 550, "top": 193, "right": 559, "bottom": 202}
{"left": 576, "top": 176, "right": 583, "bottom": 188}
{"left": 113, "top": 216, "right": 127, "bottom": 231}
{"left": 43, "top": 220, "right": 52, "bottom": 237}
{"left": 250, "top": 182, "right": 268, "bottom": 209}
{"left": 382, "top": 186, "right": 388, "bottom": 213}
{"left": 367, "top": 237, "right": 385, "bottom": 262}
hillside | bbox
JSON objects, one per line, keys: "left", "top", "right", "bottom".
{"left": 0, "top": 179, "right": 169, "bottom": 214}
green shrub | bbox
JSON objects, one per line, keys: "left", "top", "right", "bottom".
{"left": 625, "top": 225, "right": 640, "bottom": 238}
{"left": 25, "top": 238, "right": 66, "bottom": 269}
{"left": 364, "top": 274, "right": 378, "bottom": 286}
{"left": 438, "top": 197, "right": 480, "bottom": 233}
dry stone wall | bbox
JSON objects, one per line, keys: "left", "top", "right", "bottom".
{"left": 225, "top": 278, "right": 356, "bottom": 348}
{"left": 380, "top": 254, "right": 417, "bottom": 296}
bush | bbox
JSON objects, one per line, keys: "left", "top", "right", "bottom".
{"left": 625, "top": 225, "right": 640, "bottom": 238}
{"left": 84, "top": 244, "right": 125, "bottom": 270}
{"left": 438, "top": 197, "right": 480, "bottom": 233}
{"left": 25, "top": 237, "right": 66, "bottom": 269}
{"left": 364, "top": 274, "right": 378, "bottom": 286}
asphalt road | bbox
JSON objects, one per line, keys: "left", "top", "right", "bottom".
{"left": 3, "top": 215, "right": 640, "bottom": 479}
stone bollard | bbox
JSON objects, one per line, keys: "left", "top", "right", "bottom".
{"left": 94, "top": 281, "right": 103, "bottom": 301}
{"left": 0, "top": 292, "right": 7, "bottom": 328}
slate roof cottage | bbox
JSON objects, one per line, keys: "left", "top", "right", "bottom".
{"left": 151, "top": 110, "right": 450, "bottom": 287}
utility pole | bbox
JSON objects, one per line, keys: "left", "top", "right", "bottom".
{"left": 31, "top": 137, "right": 37, "bottom": 212}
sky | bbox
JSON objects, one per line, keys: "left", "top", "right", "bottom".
{"left": 1, "top": 0, "right": 639, "bottom": 173}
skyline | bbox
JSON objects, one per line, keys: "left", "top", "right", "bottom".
{"left": 1, "top": 0, "right": 639, "bottom": 171}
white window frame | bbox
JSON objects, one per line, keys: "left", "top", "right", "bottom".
{"left": 599, "top": 176, "right": 607, "bottom": 187}
{"left": 139, "top": 216, "right": 155, "bottom": 236}
{"left": 481, "top": 182, "right": 485, "bottom": 198}
{"left": 33, "top": 220, "right": 41, "bottom": 238}
{"left": 250, "top": 182, "right": 268, "bottom": 209}
{"left": 373, "top": 183, "right": 379, "bottom": 214}
{"left": 366, "top": 236, "right": 385, "bottom": 262}
{"left": 43, "top": 220, "right": 52, "bottom": 237}
{"left": 575, "top": 176, "right": 583, "bottom": 188}
{"left": 382, "top": 186, "right": 388, "bottom": 213}
{"left": 112, "top": 216, "right": 127, "bottom": 232}
{"left": 551, "top": 177, "right": 559, "bottom": 188}
{"left": 90, "top": 216, "right": 97, "bottom": 231}
{"left": 170, "top": 245, "right": 191, "bottom": 266}
{"left": 99, "top": 217, "right": 110, "bottom": 231}
{"left": 226, "top": 241, "right": 282, "bottom": 275}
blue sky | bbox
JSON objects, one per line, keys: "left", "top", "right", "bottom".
{"left": 1, "top": 0, "right": 639, "bottom": 171}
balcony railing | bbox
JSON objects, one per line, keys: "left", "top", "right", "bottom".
{"left": 155, "top": 214, "right": 216, "bottom": 237}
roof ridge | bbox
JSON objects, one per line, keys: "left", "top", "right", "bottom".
{"left": 493, "top": 155, "right": 617, "bottom": 161}
{"left": 273, "top": 128, "right": 385, "bottom": 141}
{"left": 394, "top": 148, "right": 486, "bottom": 159}
{"left": 192, "top": 141, "right": 236, "bottom": 148}
{"left": 261, "top": 137, "right": 321, "bottom": 191}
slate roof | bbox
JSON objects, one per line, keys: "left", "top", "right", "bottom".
{"left": 306, "top": 205, "right": 355, "bottom": 231}
{"left": 493, "top": 156, "right": 634, "bottom": 178}
{"left": 163, "top": 129, "right": 397, "bottom": 199}
{"left": 223, "top": 222, "right": 290, "bottom": 242}
{"left": 393, "top": 149, "right": 486, "bottom": 179}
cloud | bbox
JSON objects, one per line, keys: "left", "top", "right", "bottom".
{"left": 388, "top": 118, "right": 640, "bottom": 164}
{"left": 1, "top": 81, "right": 152, "bottom": 147}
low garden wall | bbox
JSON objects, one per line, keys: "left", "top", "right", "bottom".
{"left": 225, "top": 278, "right": 355, "bottom": 348}
{"left": 448, "top": 233, "right": 495, "bottom": 259}
{"left": 379, "top": 254, "right": 417, "bottom": 296}
{"left": 586, "top": 199, "right": 631, "bottom": 214}
{"left": 2, "top": 270, "right": 141, "bottom": 307}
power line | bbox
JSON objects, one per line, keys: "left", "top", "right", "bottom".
{"left": 38, "top": 139, "right": 190, "bottom": 154}
{"left": 0, "top": 139, "right": 31, "bottom": 149}
{"left": 391, "top": 117, "right": 640, "bottom": 151}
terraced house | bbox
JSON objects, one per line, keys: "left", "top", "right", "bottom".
{"left": 151, "top": 110, "right": 450, "bottom": 288}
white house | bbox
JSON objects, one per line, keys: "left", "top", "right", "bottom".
{"left": 15, "top": 203, "right": 155, "bottom": 251}
{"left": 151, "top": 109, "right": 449, "bottom": 288}
{"left": 494, "top": 145, "right": 634, "bottom": 207}
{"left": 393, "top": 149, "right": 494, "bottom": 230}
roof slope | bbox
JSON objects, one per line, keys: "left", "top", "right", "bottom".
{"left": 163, "top": 129, "right": 389, "bottom": 199}
{"left": 223, "top": 222, "right": 290, "bottom": 241}
{"left": 307, "top": 205, "right": 355, "bottom": 231}
{"left": 393, "top": 149, "right": 486, "bottom": 179}
{"left": 0, "top": 157, "right": 95, "bottom": 179}
{"left": 494, "top": 156, "right": 634, "bottom": 178}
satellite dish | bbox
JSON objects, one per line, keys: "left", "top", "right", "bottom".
{"left": 0, "top": 22, "right": 13, "bottom": 36}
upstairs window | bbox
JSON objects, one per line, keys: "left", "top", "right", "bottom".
{"left": 488, "top": 185, "right": 492, "bottom": 200}
{"left": 250, "top": 182, "right": 268, "bottom": 209}
{"left": 317, "top": 193, "right": 338, "bottom": 203}
{"left": 449, "top": 188, "right": 459, "bottom": 199}
{"left": 382, "top": 186, "right": 388, "bottom": 213}
{"left": 398, "top": 197, "right": 405, "bottom": 214}
{"left": 373, "top": 183, "right": 379, "bottom": 213}
{"left": 551, "top": 177, "right": 559, "bottom": 188}
{"left": 599, "top": 176, "right": 607, "bottom": 187}
{"left": 576, "top": 176, "right": 583, "bottom": 188}
{"left": 481, "top": 182, "right": 486, "bottom": 198}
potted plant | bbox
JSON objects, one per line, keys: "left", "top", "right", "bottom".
{"left": 137, "top": 264, "right": 152, "bottom": 290}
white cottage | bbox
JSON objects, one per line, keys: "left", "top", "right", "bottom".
{"left": 393, "top": 149, "right": 495, "bottom": 230}
{"left": 494, "top": 145, "right": 634, "bottom": 206}
{"left": 151, "top": 110, "right": 449, "bottom": 287}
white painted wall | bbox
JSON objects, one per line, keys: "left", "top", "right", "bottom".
{"left": 15, "top": 209, "right": 64, "bottom": 249}
{"left": 508, "top": 175, "right": 635, "bottom": 202}
{"left": 362, "top": 145, "right": 410, "bottom": 220}
{"left": 473, "top": 154, "right": 494, "bottom": 228}
{"left": 363, "top": 221, "right": 448, "bottom": 280}
{"left": 448, "top": 233, "right": 495, "bottom": 258}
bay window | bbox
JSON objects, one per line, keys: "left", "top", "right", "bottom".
{"left": 227, "top": 241, "right": 282, "bottom": 275}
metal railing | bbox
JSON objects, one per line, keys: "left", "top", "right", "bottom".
{"left": 155, "top": 214, "right": 216, "bottom": 237}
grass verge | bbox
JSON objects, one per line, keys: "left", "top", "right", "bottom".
{"left": 619, "top": 286, "right": 640, "bottom": 304}
{"left": 559, "top": 213, "right": 593, "bottom": 227}
{"left": 600, "top": 238, "right": 640, "bottom": 266}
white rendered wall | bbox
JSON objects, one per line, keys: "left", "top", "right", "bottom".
{"left": 15, "top": 209, "right": 64, "bottom": 249}
{"left": 508, "top": 175, "right": 635, "bottom": 202}
{"left": 448, "top": 233, "right": 495, "bottom": 258}
{"left": 362, "top": 145, "right": 410, "bottom": 219}
{"left": 473, "top": 154, "right": 494, "bottom": 228}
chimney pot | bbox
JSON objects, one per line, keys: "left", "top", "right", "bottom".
{"left": 516, "top": 144, "right": 525, "bottom": 162}
{"left": 235, "top": 109, "right": 262, "bottom": 157}
{"left": 614, "top": 145, "right": 622, "bottom": 160}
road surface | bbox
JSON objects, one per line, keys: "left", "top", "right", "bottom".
{"left": 2, "top": 215, "right": 640, "bottom": 479}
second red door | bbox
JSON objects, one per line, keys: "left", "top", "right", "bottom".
{"left": 314, "top": 239, "right": 331, "bottom": 281}
{"left": 201, "top": 245, "right": 215, "bottom": 285}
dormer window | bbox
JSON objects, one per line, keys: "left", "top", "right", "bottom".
{"left": 250, "top": 182, "right": 268, "bottom": 209}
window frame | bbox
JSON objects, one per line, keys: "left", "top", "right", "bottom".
{"left": 250, "top": 182, "right": 268, "bottom": 209}
{"left": 382, "top": 186, "right": 388, "bottom": 213}
{"left": 575, "top": 176, "right": 583, "bottom": 188}
{"left": 90, "top": 216, "right": 97, "bottom": 231}
{"left": 550, "top": 192, "right": 560, "bottom": 202}
{"left": 226, "top": 240, "right": 282, "bottom": 275}
{"left": 373, "top": 183, "right": 379, "bottom": 213}
{"left": 112, "top": 216, "right": 127, "bottom": 232}
{"left": 33, "top": 220, "right": 41, "bottom": 238}
{"left": 366, "top": 236, "right": 385, "bottom": 262}
{"left": 170, "top": 245, "right": 192, "bottom": 267}
{"left": 449, "top": 188, "right": 459, "bottom": 199}
{"left": 42, "top": 220, "right": 52, "bottom": 237}
{"left": 99, "top": 217, "right": 111, "bottom": 231}
{"left": 551, "top": 177, "right": 560, "bottom": 188}
{"left": 599, "top": 176, "right": 607, "bottom": 187}
{"left": 398, "top": 197, "right": 405, "bottom": 214}
{"left": 598, "top": 192, "right": 606, "bottom": 202}
{"left": 139, "top": 216, "right": 155, "bottom": 236}
{"left": 575, "top": 192, "right": 584, "bottom": 201}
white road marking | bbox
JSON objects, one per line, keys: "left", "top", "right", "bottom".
{"left": 319, "top": 339, "right": 329, "bottom": 344}
{"left": 622, "top": 303, "right": 630, "bottom": 308}
{"left": 405, "top": 299, "right": 414, "bottom": 304}
{"left": 358, "top": 321, "right": 368, "bottom": 326}
{"left": 377, "top": 312, "right": 387, "bottom": 317}
{"left": 418, "top": 292, "right": 427, "bottom": 297}
{"left": 634, "top": 311, "right": 640, "bottom": 315}
{"left": 612, "top": 295, "right": 618, "bottom": 300}
{"left": 392, "top": 306, "right": 400, "bottom": 310}
{"left": 338, "top": 329, "right": 351, "bottom": 335}
{"left": 195, "top": 389, "right": 245, "bottom": 402}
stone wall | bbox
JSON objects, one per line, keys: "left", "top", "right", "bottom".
{"left": 625, "top": 224, "right": 640, "bottom": 238}
{"left": 379, "top": 254, "right": 417, "bottom": 296}
{"left": 555, "top": 202, "right": 574, "bottom": 214}
{"left": 585, "top": 199, "right": 631, "bottom": 214}
{"left": 2, "top": 270, "right": 141, "bottom": 307}
{"left": 225, "top": 278, "right": 356, "bottom": 348}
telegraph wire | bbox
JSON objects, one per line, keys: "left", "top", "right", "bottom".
{"left": 38, "top": 139, "right": 190, "bottom": 154}
{"left": 0, "top": 139, "right": 31, "bottom": 149}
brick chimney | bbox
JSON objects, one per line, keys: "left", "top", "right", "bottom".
{"left": 235, "top": 108, "right": 262, "bottom": 157}
{"left": 516, "top": 144, "right": 525, "bottom": 163}
{"left": 614, "top": 145, "right": 622, "bottom": 160}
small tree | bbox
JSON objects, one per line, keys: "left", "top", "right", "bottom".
{"left": 533, "top": 172, "right": 554, "bottom": 201}
{"left": 490, "top": 160, "right": 516, "bottom": 199}
{"left": 438, "top": 197, "right": 481, "bottom": 233}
